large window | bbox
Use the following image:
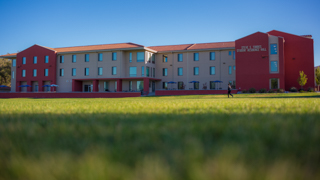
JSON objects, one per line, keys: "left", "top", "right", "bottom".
{"left": 178, "top": 54, "right": 183, "bottom": 62}
{"left": 112, "top": 67, "right": 117, "bottom": 75}
{"left": 194, "top": 82, "right": 199, "bottom": 90}
{"left": 72, "top": 55, "right": 76, "bottom": 63}
{"left": 163, "top": 68, "right": 168, "bottom": 76}
{"left": 163, "top": 82, "right": 167, "bottom": 89}
{"left": 194, "top": 53, "right": 199, "bottom": 61}
{"left": 72, "top": 68, "right": 76, "bottom": 76}
{"left": 146, "top": 67, "right": 149, "bottom": 77}
{"left": 141, "top": 66, "right": 144, "bottom": 76}
{"left": 104, "top": 82, "right": 109, "bottom": 91}
{"left": 137, "top": 81, "right": 144, "bottom": 91}
{"left": 98, "top": 53, "right": 103, "bottom": 61}
{"left": 22, "top": 57, "right": 26, "bottom": 64}
{"left": 33, "top": 56, "right": 37, "bottom": 64}
{"left": 98, "top": 67, "right": 103, "bottom": 75}
{"left": 85, "top": 68, "right": 89, "bottom": 76}
{"left": 270, "top": 78, "right": 279, "bottom": 89}
{"left": 270, "top": 61, "right": 278, "bottom": 72}
{"left": 45, "top": 56, "right": 49, "bottom": 63}
{"left": 22, "top": 70, "right": 26, "bottom": 77}
{"left": 178, "top": 67, "right": 183, "bottom": 76}
{"left": 60, "top": 69, "right": 64, "bottom": 76}
{"left": 137, "top": 52, "right": 144, "bottom": 62}
{"left": 112, "top": 52, "right": 117, "bottom": 61}
{"left": 33, "top": 69, "right": 37, "bottom": 77}
{"left": 194, "top": 67, "right": 199, "bottom": 75}
{"left": 12, "top": 59, "right": 16, "bottom": 67}
{"left": 163, "top": 55, "right": 167, "bottom": 62}
{"left": 60, "top": 56, "right": 64, "bottom": 63}
{"left": 44, "top": 69, "right": 49, "bottom": 76}
{"left": 130, "top": 67, "right": 137, "bottom": 77}
{"left": 210, "top": 81, "right": 216, "bottom": 89}
{"left": 129, "top": 53, "right": 132, "bottom": 63}
{"left": 270, "top": 44, "right": 278, "bottom": 54}
{"left": 178, "top": 82, "right": 184, "bottom": 89}
{"left": 229, "top": 66, "right": 232, "bottom": 74}
{"left": 85, "top": 54, "right": 89, "bottom": 62}
{"left": 210, "top": 66, "right": 215, "bottom": 75}
{"left": 210, "top": 52, "right": 215, "bottom": 60}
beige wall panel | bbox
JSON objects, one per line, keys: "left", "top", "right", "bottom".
{"left": 11, "top": 62, "right": 16, "bottom": 92}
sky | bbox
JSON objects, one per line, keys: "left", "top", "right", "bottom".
{"left": 0, "top": 0, "right": 319, "bottom": 66}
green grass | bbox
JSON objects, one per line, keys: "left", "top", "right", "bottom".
{"left": 0, "top": 93, "right": 320, "bottom": 180}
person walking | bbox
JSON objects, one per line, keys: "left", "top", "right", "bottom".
{"left": 228, "top": 83, "right": 233, "bottom": 98}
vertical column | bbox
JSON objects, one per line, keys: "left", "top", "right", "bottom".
{"left": 38, "top": 81, "right": 43, "bottom": 92}
{"left": 117, "top": 79, "right": 122, "bottom": 92}
{"left": 16, "top": 81, "right": 21, "bottom": 92}
{"left": 143, "top": 78, "right": 149, "bottom": 94}
{"left": 72, "top": 80, "right": 82, "bottom": 92}
{"left": 93, "top": 80, "right": 99, "bottom": 92}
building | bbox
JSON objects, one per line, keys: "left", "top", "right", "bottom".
{"left": 0, "top": 30, "right": 315, "bottom": 96}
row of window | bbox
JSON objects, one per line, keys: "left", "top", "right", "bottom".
{"left": 162, "top": 81, "right": 236, "bottom": 90}
{"left": 162, "top": 66, "right": 235, "bottom": 76}
{"left": 163, "top": 51, "right": 236, "bottom": 63}
{"left": 14, "top": 56, "right": 49, "bottom": 66}
{"left": 21, "top": 69, "right": 49, "bottom": 77}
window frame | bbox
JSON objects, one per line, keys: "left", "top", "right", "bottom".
{"left": 33, "top": 56, "right": 37, "bottom": 64}
{"left": 22, "top": 70, "right": 26, "bottom": 77}
{"left": 112, "top": 66, "right": 117, "bottom": 75}
{"left": 270, "top": 44, "right": 278, "bottom": 54}
{"left": 44, "top": 69, "right": 49, "bottom": 76}
{"left": 194, "top": 53, "right": 199, "bottom": 61}
{"left": 98, "top": 53, "right": 103, "bottom": 61}
{"left": 194, "top": 67, "right": 199, "bottom": 75}
{"left": 178, "top": 54, "right": 183, "bottom": 62}
{"left": 210, "top": 52, "right": 215, "bottom": 60}
{"left": 137, "top": 52, "right": 144, "bottom": 62}
{"left": 98, "top": 67, "right": 103, "bottom": 76}
{"left": 72, "top": 55, "right": 76, "bottom": 63}
{"left": 60, "top": 68, "right": 64, "bottom": 77}
{"left": 270, "top": 61, "right": 279, "bottom": 73}
{"left": 163, "top": 55, "right": 168, "bottom": 63}
{"left": 229, "top": 66, "right": 232, "bottom": 75}
{"left": 112, "top": 52, "right": 117, "bottom": 61}
{"left": 84, "top": 68, "right": 89, "bottom": 76}
{"left": 163, "top": 68, "right": 168, "bottom": 76}
{"left": 22, "top": 57, "right": 26, "bottom": 64}
{"left": 178, "top": 67, "right": 183, "bottom": 76}
{"left": 60, "top": 56, "right": 64, "bottom": 63}
{"left": 210, "top": 66, "right": 215, "bottom": 75}
{"left": 85, "top": 54, "right": 89, "bottom": 62}
{"left": 33, "top": 69, "right": 37, "bottom": 77}
{"left": 72, "top": 68, "right": 76, "bottom": 76}
{"left": 129, "top": 67, "right": 137, "bottom": 77}
{"left": 45, "top": 56, "right": 49, "bottom": 63}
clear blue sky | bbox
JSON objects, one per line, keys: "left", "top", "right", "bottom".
{"left": 1, "top": 0, "right": 319, "bottom": 66}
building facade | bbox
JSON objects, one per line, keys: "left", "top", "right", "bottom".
{"left": 0, "top": 30, "right": 315, "bottom": 95}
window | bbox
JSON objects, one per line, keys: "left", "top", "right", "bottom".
{"left": 163, "top": 55, "right": 168, "bottom": 62}
{"left": 146, "top": 67, "right": 149, "bottom": 77}
{"left": 229, "top": 51, "right": 232, "bottom": 55}
{"left": 178, "top": 82, "right": 184, "bottom": 89}
{"left": 270, "top": 78, "right": 279, "bottom": 89}
{"left": 233, "top": 51, "right": 235, "bottom": 60}
{"left": 163, "top": 68, "right": 167, "bottom": 76}
{"left": 194, "top": 82, "right": 199, "bottom": 90}
{"left": 194, "top": 67, "right": 199, "bottom": 75}
{"left": 33, "top": 69, "right": 37, "bottom": 77}
{"left": 112, "top": 52, "right": 117, "bottom": 61}
{"left": 232, "top": 81, "right": 236, "bottom": 89}
{"left": 194, "top": 53, "right": 199, "bottom": 61}
{"left": 60, "top": 56, "right": 64, "bottom": 63}
{"left": 12, "top": 59, "right": 16, "bottom": 67}
{"left": 210, "top": 81, "right": 216, "bottom": 89}
{"left": 141, "top": 66, "right": 144, "bottom": 76}
{"left": 115, "top": 81, "right": 117, "bottom": 91}
{"left": 33, "top": 56, "right": 37, "bottom": 64}
{"left": 60, "top": 69, "right": 64, "bottom": 76}
{"left": 12, "top": 71, "right": 14, "bottom": 79}
{"left": 233, "top": 66, "right": 236, "bottom": 70}
{"left": 98, "top": 67, "right": 103, "bottom": 75}
{"left": 137, "top": 52, "right": 144, "bottom": 62}
{"left": 72, "top": 68, "right": 76, "bottom": 76}
{"left": 137, "top": 81, "right": 144, "bottom": 91}
{"left": 129, "top": 53, "right": 132, "bottom": 62}
{"left": 22, "top": 70, "right": 26, "bottom": 77}
{"left": 152, "top": 68, "right": 155, "bottom": 77}
{"left": 163, "top": 82, "right": 168, "bottom": 89}
{"left": 270, "top": 61, "right": 278, "bottom": 72}
{"left": 72, "top": 55, "right": 76, "bottom": 63}
{"left": 84, "top": 68, "right": 89, "bottom": 76}
{"left": 210, "top": 52, "right": 215, "bottom": 60}
{"left": 210, "top": 66, "right": 215, "bottom": 75}
{"left": 152, "top": 54, "right": 155, "bottom": 63}
{"left": 129, "top": 81, "right": 132, "bottom": 91}
{"left": 178, "top": 67, "right": 183, "bottom": 76}
{"left": 85, "top": 54, "right": 89, "bottom": 62}
{"left": 112, "top": 67, "right": 117, "bottom": 75}
{"left": 104, "top": 82, "right": 109, "bottom": 91}
{"left": 229, "top": 66, "right": 232, "bottom": 74}
{"left": 44, "top": 69, "right": 48, "bottom": 76}
{"left": 98, "top": 53, "right": 103, "bottom": 61}
{"left": 129, "top": 67, "right": 137, "bottom": 77}
{"left": 270, "top": 44, "right": 278, "bottom": 54}
{"left": 22, "top": 57, "right": 26, "bottom": 64}
{"left": 45, "top": 56, "right": 49, "bottom": 63}
{"left": 178, "top": 54, "right": 183, "bottom": 62}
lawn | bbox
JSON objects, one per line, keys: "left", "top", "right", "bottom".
{"left": 0, "top": 93, "right": 319, "bottom": 180}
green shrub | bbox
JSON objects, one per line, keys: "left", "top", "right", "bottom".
{"left": 277, "top": 89, "right": 285, "bottom": 93}
{"left": 268, "top": 89, "right": 274, "bottom": 93}
{"left": 290, "top": 87, "right": 298, "bottom": 92}
{"left": 241, "top": 89, "right": 247, "bottom": 93}
{"left": 308, "top": 87, "right": 314, "bottom": 92}
{"left": 299, "top": 89, "right": 304, "bottom": 93}
{"left": 259, "top": 88, "right": 267, "bottom": 93}
{"left": 248, "top": 88, "right": 256, "bottom": 93}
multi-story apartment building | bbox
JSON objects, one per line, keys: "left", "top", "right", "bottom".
{"left": 0, "top": 30, "right": 315, "bottom": 96}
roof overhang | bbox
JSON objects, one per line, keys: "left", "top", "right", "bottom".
{"left": 156, "top": 47, "right": 235, "bottom": 53}
{"left": 0, "top": 55, "right": 16, "bottom": 59}
{"left": 57, "top": 47, "right": 148, "bottom": 55}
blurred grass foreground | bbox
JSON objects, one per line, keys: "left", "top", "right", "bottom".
{"left": 0, "top": 93, "right": 320, "bottom": 180}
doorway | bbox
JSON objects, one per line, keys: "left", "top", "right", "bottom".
{"left": 84, "top": 85, "right": 92, "bottom": 92}
{"left": 152, "top": 81, "right": 155, "bottom": 92}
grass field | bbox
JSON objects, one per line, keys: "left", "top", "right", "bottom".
{"left": 0, "top": 93, "right": 320, "bottom": 180}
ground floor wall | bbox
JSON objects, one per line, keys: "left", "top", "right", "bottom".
{"left": 0, "top": 92, "right": 141, "bottom": 98}
{"left": 155, "top": 89, "right": 238, "bottom": 96}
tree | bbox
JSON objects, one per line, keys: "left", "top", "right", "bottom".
{"left": 297, "top": 71, "right": 308, "bottom": 90}
{"left": 315, "top": 67, "right": 320, "bottom": 91}
{"left": 0, "top": 58, "right": 11, "bottom": 86}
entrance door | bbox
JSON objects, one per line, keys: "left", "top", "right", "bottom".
{"left": 152, "top": 81, "right": 155, "bottom": 92}
{"left": 34, "top": 85, "right": 38, "bottom": 92}
{"left": 84, "top": 85, "right": 92, "bottom": 92}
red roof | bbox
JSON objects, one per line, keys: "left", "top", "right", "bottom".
{"left": 0, "top": 53, "right": 17, "bottom": 57}
{"left": 148, "top": 41, "right": 235, "bottom": 52}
